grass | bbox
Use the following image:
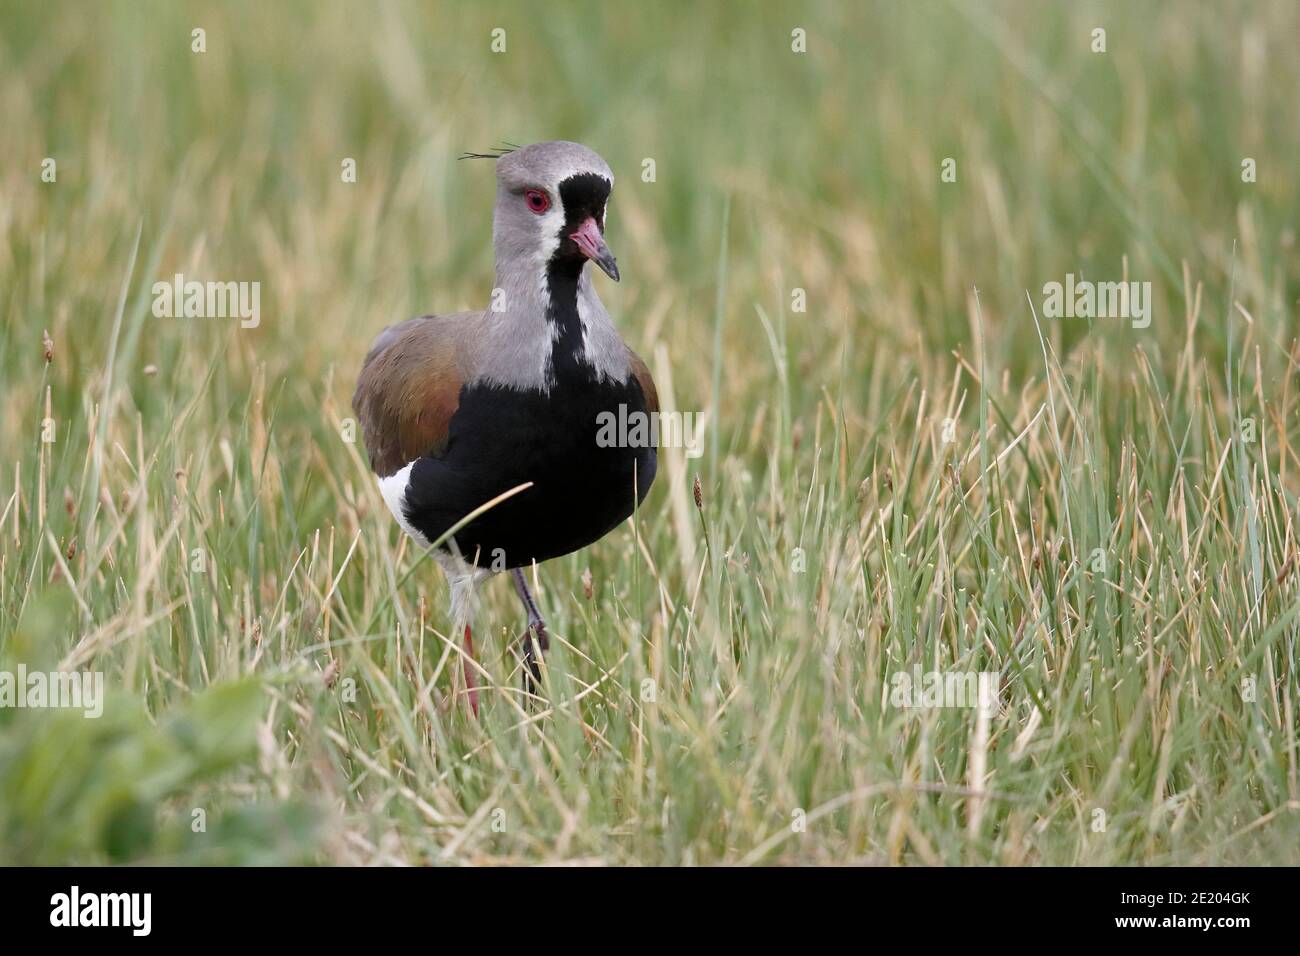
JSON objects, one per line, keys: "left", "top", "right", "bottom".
{"left": 1, "top": 0, "right": 1299, "bottom": 864}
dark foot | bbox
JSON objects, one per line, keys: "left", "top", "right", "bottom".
{"left": 512, "top": 568, "right": 549, "bottom": 698}
{"left": 520, "top": 618, "right": 549, "bottom": 696}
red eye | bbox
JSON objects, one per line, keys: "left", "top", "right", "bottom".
{"left": 524, "top": 189, "right": 550, "bottom": 214}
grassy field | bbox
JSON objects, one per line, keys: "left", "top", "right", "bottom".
{"left": 2, "top": 0, "right": 1299, "bottom": 865}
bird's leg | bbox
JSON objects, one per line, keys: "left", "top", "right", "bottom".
{"left": 511, "top": 567, "right": 549, "bottom": 695}
{"left": 462, "top": 623, "right": 479, "bottom": 718}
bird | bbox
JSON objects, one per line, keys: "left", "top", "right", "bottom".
{"left": 352, "top": 141, "right": 658, "bottom": 715}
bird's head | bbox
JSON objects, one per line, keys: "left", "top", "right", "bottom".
{"left": 475, "top": 141, "right": 619, "bottom": 283}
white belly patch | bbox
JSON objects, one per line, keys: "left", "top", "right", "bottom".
{"left": 377, "top": 461, "right": 432, "bottom": 548}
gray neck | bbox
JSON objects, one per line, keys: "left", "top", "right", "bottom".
{"left": 468, "top": 254, "right": 630, "bottom": 392}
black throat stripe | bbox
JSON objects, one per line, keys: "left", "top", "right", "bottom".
{"left": 546, "top": 172, "right": 612, "bottom": 379}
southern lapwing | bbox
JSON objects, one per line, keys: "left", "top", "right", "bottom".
{"left": 353, "top": 141, "right": 658, "bottom": 714}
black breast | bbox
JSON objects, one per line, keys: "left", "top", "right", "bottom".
{"left": 402, "top": 372, "right": 657, "bottom": 568}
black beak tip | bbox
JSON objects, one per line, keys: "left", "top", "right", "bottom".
{"left": 600, "top": 258, "right": 620, "bottom": 282}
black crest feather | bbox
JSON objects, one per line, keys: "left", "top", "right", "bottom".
{"left": 458, "top": 142, "right": 521, "bottom": 161}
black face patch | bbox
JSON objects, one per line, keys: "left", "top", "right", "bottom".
{"left": 552, "top": 173, "right": 611, "bottom": 268}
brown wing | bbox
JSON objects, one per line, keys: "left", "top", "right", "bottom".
{"left": 628, "top": 347, "right": 658, "bottom": 416}
{"left": 352, "top": 314, "right": 469, "bottom": 478}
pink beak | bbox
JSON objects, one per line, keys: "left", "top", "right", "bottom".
{"left": 569, "top": 217, "right": 620, "bottom": 281}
